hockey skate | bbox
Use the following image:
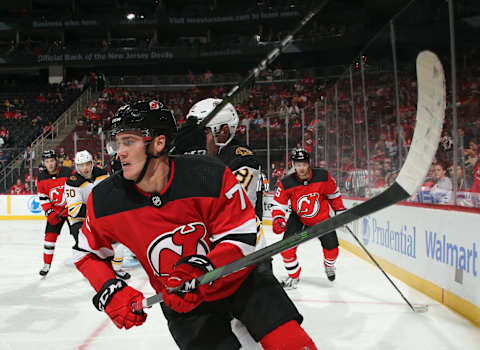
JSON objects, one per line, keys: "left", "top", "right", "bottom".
{"left": 39, "top": 264, "right": 51, "bottom": 277}
{"left": 325, "top": 265, "right": 336, "bottom": 281}
{"left": 280, "top": 276, "right": 299, "bottom": 290}
{"left": 114, "top": 269, "right": 131, "bottom": 280}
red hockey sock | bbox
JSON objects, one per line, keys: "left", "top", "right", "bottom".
{"left": 260, "top": 320, "right": 317, "bottom": 350}
{"left": 323, "top": 247, "right": 339, "bottom": 268}
{"left": 281, "top": 247, "right": 301, "bottom": 278}
{"left": 43, "top": 232, "right": 59, "bottom": 264}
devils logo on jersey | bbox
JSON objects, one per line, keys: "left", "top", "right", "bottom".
{"left": 297, "top": 193, "right": 320, "bottom": 218}
{"left": 147, "top": 222, "right": 210, "bottom": 277}
{"left": 49, "top": 185, "right": 66, "bottom": 206}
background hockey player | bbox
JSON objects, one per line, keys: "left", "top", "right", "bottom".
{"left": 65, "top": 150, "right": 130, "bottom": 280}
{"left": 272, "top": 148, "right": 346, "bottom": 289}
{"left": 175, "top": 97, "right": 268, "bottom": 250}
{"left": 37, "top": 150, "right": 72, "bottom": 277}
{"left": 73, "top": 100, "right": 317, "bottom": 350}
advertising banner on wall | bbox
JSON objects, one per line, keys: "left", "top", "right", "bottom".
{"left": 341, "top": 198, "right": 480, "bottom": 321}
{"left": 0, "top": 195, "right": 45, "bottom": 219}
{"left": 263, "top": 192, "right": 480, "bottom": 324}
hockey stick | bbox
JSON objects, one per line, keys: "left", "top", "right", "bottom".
{"left": 134, "top": 50, "right": 445, "bottom": 311}
{"left": 197, "top": 0, "right": 330, "bottom": 128}
{"left": 344, "top": 225, "right": 428, "bottom": 313}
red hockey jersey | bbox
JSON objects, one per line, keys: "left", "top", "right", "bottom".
{"left": 74, "top": 155, "right": 257, "bottom": 300}
{"left": 272, "top": 168, "right": 345, "bottom": 227}
{"left": 37, "top": 166, "right": 73, "bottom": 216}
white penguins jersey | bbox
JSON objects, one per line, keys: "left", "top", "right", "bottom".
{"left": 64, "top": 167, "right": 108, "bottom": 225}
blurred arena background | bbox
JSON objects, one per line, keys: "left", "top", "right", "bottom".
{"left": 1, "top": 0, "right": 479, "bottom": 208}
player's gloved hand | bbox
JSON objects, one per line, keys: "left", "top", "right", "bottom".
{"left": 45, "top": 208, "right": 62, "bottom": 226}
{"left": 93, "top": 278, "right": 147, "bottom": 329}
{"left": 174, "top": 117, "right": 207, "bottom": 155}
{"left": 162, "top": 255, "right": 214, "bottom": 313}
{"left": 272, "top": 217, "right": 287, "bottom": 234}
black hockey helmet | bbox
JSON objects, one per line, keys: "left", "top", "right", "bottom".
{"left": 42, "top": 149, "right": 57, "bottom": 160}
{"left": 111, "top": 100, "right": 177, "bottom": 152}
{"left": 291, "top": 148, "right": 310, "bottom": 162}
{"left": 110, "top": 100, "right": 177, "bottom": 184}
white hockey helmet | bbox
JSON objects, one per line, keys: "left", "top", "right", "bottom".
{"left": 75, "top": 150, "right": 93, "bottom": 172}
{"left": 187, "top": 97, "right": 239, "bottom": 147}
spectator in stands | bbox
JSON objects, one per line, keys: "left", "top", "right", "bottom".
{"left": 23, "top": 182, "right": 33, "bottom": 194}
{"left": 372, "top": 168, "right": 386, "bottom": 188}
{"left": 24, "top": 171, "right": 36, "bottom": 189}
{"left": 10, "top": 179, "right": 24, "bottom": 195}
{"left": 448, "top": 164, "right": 469, "bottom": 191}
{"left": 273, "top": 65, "right": 283, "bottom": 79}
{"left": 31, "top": 115, "right": 42, "bottom": 127}
{"left": 464, "top": 139, "right": 478, "bottom": 187}
{"left": 36, "top": 93, "right": 46, "bottom": 103}
{"left": 203, "top": 68, "right": 213, "bottom": 82}
{"left": 472, "top": 160, "right": 480, "bottom": 193}
{"left": 42, "top": 122, "right": 54, "bottom": 136}
{"left": 383, "top": 158, "right": 396, "bottom": 186}
{"left": 0, "top": 126, "right": 8, "bottom": 145}
{"left": 430, "top": 161, "right": 453, "bottom": 204}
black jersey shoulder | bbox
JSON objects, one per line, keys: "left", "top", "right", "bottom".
{"left": 219, "top": 140, "right": 259, "bottom": 171}
{"left": 66, "top": 173, "right": 87, "bottom": 187}
{"left": 37, "top": 170, "right": 50, "bottom": 181}
{"left": 168, "top": 155, "right": 226, "bottom": 198}
{"left": 38, "top": 166, "right": 72, "bottom": 181}
{"left": 280, "top": 173, "right": 300, "bottom": 190}
{"left": 281, "top": 168, "right": 329, "bottom": 190}
{"left": 91, "top": 155, "right": 226, "bottom": 219}
{"left": 92, "top": 166, "right": 108, "bottom": 179}
{"left": 91, "top": 172, "right": 145, "bottom": 219}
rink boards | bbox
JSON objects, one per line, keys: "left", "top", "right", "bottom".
{"left": 0, "top": 194, "right": 45, "bottom": 220}
{"left": 263, "top": 193, "right": 480, "bottom": 327}
{"left": 2, "top": 193, "right": 480, "bottom": 326}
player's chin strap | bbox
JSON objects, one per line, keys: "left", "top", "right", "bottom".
{"left": 134, "top": 141, "right": 169, "bottom": 184}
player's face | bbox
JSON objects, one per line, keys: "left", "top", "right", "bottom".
{"left": 44, "top": 158, "right": 57, "bottom": 174}
{"left": 77, "top": 162, "right": 93, "bottom": 179}
{"left": 432, "top": 165, "right": 445, "bottom": 180}
{"left": 116, "top": 132, "right": 147, "bottom": 181}
{"left": 294, "top": 161, "right": 310, "bottom": 179}
{"left": 205, "top": 128, "right": 218, "bottom": 156}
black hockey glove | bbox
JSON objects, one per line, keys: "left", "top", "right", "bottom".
{"left": 174, "top": 117, "right": 207, "bottom": 155}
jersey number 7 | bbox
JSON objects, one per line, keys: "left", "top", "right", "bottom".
{"left": 225, "top": 183, "right": 247, "bottom": 210}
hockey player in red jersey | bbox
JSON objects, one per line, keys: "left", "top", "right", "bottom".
{"left": 74, "top": 101, "right": 317, "bottom": 350}
{"left": 37, "top": 150, "right": 73, "bottom": 276}
{"left": 272, "top": 148, "right": 346, "bottom": 289}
